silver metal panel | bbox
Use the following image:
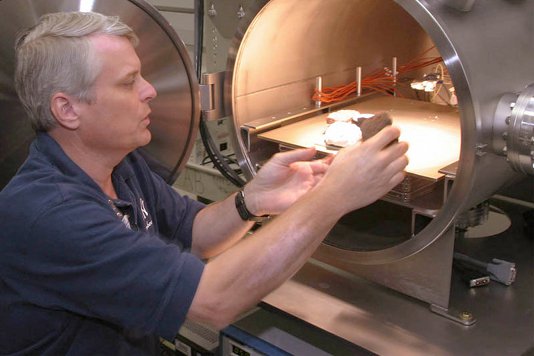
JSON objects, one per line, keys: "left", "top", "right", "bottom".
{"left": 0, "top": 0, "right": 199, "bottom": 186}
{"left": 314, "top": 226, "right": 456, "bottom": 308}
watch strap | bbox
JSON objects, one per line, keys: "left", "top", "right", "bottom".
{"left": 235, "top": 190, "right": 270, "bottom": 222}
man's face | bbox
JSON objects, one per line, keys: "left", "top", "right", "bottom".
{"left": 75, "top": 34, "right": 157, "bottom": 155}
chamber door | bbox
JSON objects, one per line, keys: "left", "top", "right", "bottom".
{"left": 0, "top": 0, "right": 200, "bottom": 187}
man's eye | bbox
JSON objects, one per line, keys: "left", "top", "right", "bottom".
{"left": 123, "top": 78, "right": 136, "bottom": 87}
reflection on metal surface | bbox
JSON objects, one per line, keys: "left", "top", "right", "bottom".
{"left": 0, "top": 0, "right": 199, "bottom": 186}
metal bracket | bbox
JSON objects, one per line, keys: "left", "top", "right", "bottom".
{"left": 430, "top": 304, "right": 477, "bottom": 326}
{"left": 200, "top": 71, "right": 228, "bottom": 121}
{"left": 240, "top": 126, "right": 253, "bottom": 153}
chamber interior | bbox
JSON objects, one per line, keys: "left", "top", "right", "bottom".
{"left": 231, "top": 0, "right": 461, "bottom": 252}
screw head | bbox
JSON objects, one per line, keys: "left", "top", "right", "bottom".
{"left": 460, "top": 311, "right": 473, "bottom": 321}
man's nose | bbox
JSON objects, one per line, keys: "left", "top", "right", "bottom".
{"left": 140, "top": 77, "right": 157, "bottom": 102}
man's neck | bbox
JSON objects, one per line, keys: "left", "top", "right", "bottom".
{"left": 49, "top": 130, "right": 123, "bottom": 198}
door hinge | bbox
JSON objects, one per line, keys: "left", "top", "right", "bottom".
{"left": 200, "top": 71, "right": 228, "bottom": 121}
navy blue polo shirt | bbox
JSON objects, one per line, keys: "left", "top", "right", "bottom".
{"left": 0, "top": 133, "right": 206, "bottom": 355}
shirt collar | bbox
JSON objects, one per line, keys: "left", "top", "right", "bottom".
{"left": 33, "top": 132, "right": 135, "bottom": 193}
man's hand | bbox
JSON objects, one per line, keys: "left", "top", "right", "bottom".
{"left": 244, "top": 147, "right": 332, "bottom": 216}
{"left": 242, "top": 126, "right": 407, "bottom": 218}
{"left": 317, "top": 126, "right": 409, "bottom": 216}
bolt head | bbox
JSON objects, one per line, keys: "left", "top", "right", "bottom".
{"left": 460, "top": 311, "right": 473, "bottom": 321}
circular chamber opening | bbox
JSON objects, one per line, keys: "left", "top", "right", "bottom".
{"left": 228, "top": 0, "right": 476, "bottom": 262}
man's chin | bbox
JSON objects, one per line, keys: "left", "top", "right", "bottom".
{"left": 131, "top": 131, "right": 152, "bottom": 151}
{"left": 140, "top": 131, "right": 152, "bottom": 147}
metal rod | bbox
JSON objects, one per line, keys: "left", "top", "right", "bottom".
{"left": 356, "top": 66, "right": 362, "bottom": 97}
{"left": 315, "top": 76, "right": 323, "bottom": 107}
{"left": 155, "top": 6, "right": 195, "bottom": 14}
{"left": 392, "top": 56, "right": 397, "bottom": 97}
{"left": 193, "top": 0, "right": 204, "bottom": 80}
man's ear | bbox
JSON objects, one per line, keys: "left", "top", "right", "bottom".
{"left": 50, "top": 93, "right": 80, "bottom": 130}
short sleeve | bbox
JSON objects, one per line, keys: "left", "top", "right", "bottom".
{"left": 122, "top": 152, "right": 205, "bottom": 249}
{"left": 148, "top": 170, "right": 205, "bottom": 249}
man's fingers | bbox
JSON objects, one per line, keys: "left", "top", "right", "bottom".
{"left": 385, "top": 140, "right": 409, "bottom": 159}
{"left": 305, "top": 156, "right": 332, "bottom": 174}
{"left": 389, "top": 171, "right": 406, "bottom": 188}
{"left": 272, "top": 147, "right": 317, "bottom": 166}
{"left": 365, "top": 126, "right": 401, "bottom": 150}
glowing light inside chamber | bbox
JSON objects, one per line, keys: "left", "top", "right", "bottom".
{"left": 79, "top": 0, "right": 95, "bottom": 12}
{"left": 398, "top": 121, "right": 461, "bottom": 180}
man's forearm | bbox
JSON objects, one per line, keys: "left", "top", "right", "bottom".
{"left": 187, "top": 185, "right": 341, "bottom": 329}
{"left": 190, "top": 191, "right": 255, "bottom": 259}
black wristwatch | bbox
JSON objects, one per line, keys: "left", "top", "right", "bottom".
{"left": 235, "top": 190, "right": 270, "bottom": 222}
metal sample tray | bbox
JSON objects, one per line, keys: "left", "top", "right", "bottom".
{"left": 258, "top": 96, "right": 461, "bottom": 181}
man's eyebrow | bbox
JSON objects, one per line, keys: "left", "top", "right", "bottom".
{"left": 121, "top": 70, "right": 139, "bottom": 80}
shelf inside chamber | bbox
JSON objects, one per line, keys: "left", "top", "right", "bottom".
{"left": 258, "top": 95, "right": 461, "bottom": 182}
